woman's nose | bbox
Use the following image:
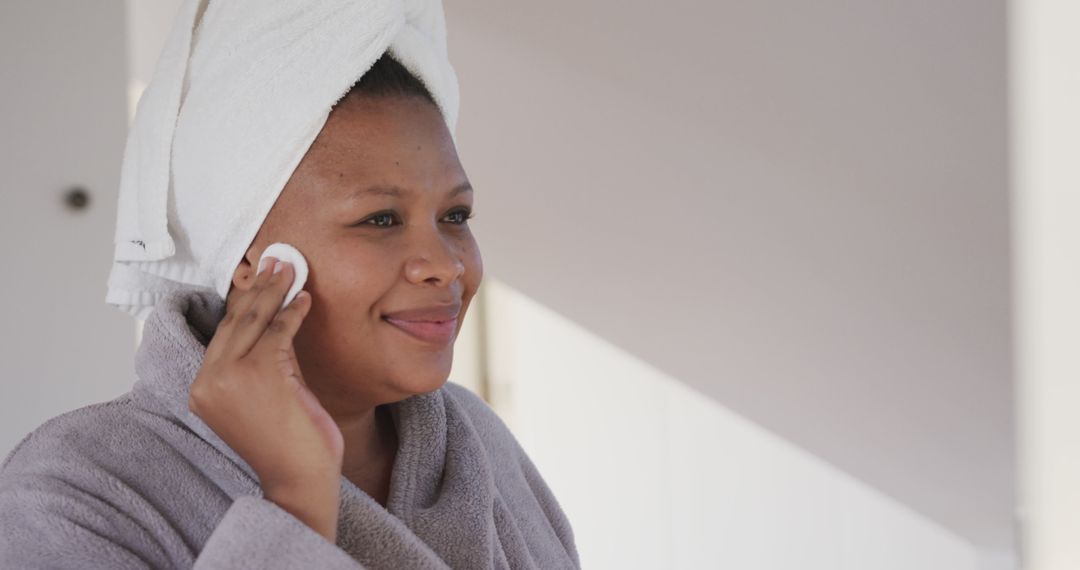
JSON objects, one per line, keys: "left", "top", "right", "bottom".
{"left": 403, "top": 230, "right": 465, "bottom": 286}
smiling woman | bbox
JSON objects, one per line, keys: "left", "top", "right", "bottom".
{"left": 225, "top": 53, "right": 487, "bottom": 511}
{"left": 242, "top": 53, "right": 484, "bottom": 410}
{"left": 0, "top": 1, "right": 579, "bottom": 568}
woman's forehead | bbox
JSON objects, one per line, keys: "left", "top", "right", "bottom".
{"left": 304, "top": 99, "right": 459, "bottom": 177}
{"left": 301, "top": 155, "right": 469, "bottom": 205}
{"left": 321, "top": 96, "right": 450, "bottom": 147}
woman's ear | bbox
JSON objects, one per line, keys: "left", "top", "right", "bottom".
{"left": 231, "top": 246, "right": 262, "bottom": 293}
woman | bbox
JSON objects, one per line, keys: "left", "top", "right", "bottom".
{"left": 0, "top": 2, "right": 579, "bottom": 568}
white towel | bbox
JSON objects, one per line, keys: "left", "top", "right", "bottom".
{"left": 105, "top": 0, "right": 459, "bottom": 321}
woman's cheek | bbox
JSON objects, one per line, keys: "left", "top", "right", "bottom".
{"left": 465, "top": 241, "right": 483, "bottom": 281}
{"left": 472, "top": 242, "right": 483, "bottom": 271}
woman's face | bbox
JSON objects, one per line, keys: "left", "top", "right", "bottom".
{"left": 230, "top": 95, "right": 482, "bottom": 414}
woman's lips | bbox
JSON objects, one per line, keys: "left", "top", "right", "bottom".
{"left": 382, "top": 316, "right": 457, "bottom": 345}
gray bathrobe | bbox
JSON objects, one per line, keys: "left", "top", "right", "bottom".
{"left": 0, "top": 287, "right": 579, "bottom": 569}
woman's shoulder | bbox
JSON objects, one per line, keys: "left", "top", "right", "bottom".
{"left": 2, "top": 394, "right": 136, "bottom": 473}
{"left": 1, "top": 392, "right": 207, "bottom": 490}
{"left": 0, "top": 393, "right": 241, "bottom": 567}
{"left": 0, "top": 395, "right": 202, "bottom": 567}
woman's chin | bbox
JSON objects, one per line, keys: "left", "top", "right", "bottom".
{"left": 390, "top": 367, "right": 451, "bottom": 397}
{"left": 390, "top": 379, "right": 447, "bottom": 400}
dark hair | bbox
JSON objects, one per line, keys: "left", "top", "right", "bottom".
{"left": 340, "top": 50, "right": 438, "bottom": 107}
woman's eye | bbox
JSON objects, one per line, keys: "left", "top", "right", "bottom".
{"left": 445, "top": 207, "right": 474, "bottom": 225}
{"left": 365, "top": 212, "right": 397, "bottom": 227}
{"left": 356, "top": 208, "right": 473, "bottom": 228}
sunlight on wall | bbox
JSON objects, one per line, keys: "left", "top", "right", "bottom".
{"left": 1011, "top": 0, "right": 1080, "bottom": 567}
{"left": 481, "top": 278, "right": 978, "bottom": 569}
{"left": 127, "top": 79, "right": 145, "bottom": 125}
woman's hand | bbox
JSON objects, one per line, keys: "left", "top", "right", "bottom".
{"left": 188, "top": 257, "right": 344, "bottom": 543}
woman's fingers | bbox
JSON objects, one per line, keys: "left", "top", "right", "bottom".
{"left": 224, "top": 260, "right": 299, "bottom": 361}
{"left": 252, "top": 291, "right": 311, "bottom": 378}
{"left": 206, "top": 256, "right": 278, "bottom": 363}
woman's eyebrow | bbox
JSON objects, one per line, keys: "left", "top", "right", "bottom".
{"left": 346, "top": 182, "right": 472, "bottom": 200}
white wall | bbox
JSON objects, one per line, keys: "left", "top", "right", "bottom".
{"left": 484, "top": 278, "right": 978, "bottom": 569}
{"left": 446, "top": 0, "right": 1014, "bottom": 550}
{"left": 0, "top": 1, "right": 133, "bottom": 460}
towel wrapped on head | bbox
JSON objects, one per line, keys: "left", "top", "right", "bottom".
{"left": 105, "top": 0, "right": 460, "bottom": 321}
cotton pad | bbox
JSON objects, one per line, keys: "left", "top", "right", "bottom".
{"left": 259, "top": 242, "right": 309, "bottom": 312}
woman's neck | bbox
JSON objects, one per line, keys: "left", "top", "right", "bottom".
{"left": 336, "top": 404, "right": 399, "bottom": 507}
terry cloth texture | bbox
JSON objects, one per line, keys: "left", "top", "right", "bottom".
{"left": 0, "top": 286, "right": 580, "bottom": 569}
